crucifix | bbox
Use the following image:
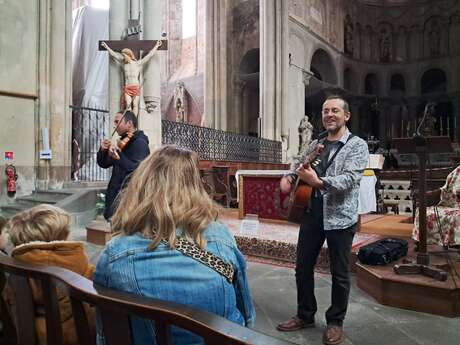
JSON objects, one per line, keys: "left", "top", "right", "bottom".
{"left": 99, "top": 19, "right": 168, "bottom": 116}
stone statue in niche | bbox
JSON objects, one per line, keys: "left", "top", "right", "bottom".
{"left": 379, "top": 28, "right": 392, "bottom": 62}
{"left": 344, "top": 16, "right": 354, "bottom": 56}
{"left": 298, "top": 115, "right": 314, "bottom": 154}
{"left": 421, "top": 102, "right": 437, "bottom": 136}
{"left": 428, "top": 20, "right": 441, "bottom": 56}
{"left": 173, "top": 81, "right": 187, "bottom": 123}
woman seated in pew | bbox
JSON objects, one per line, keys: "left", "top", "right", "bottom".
{"left": 94, "top": 145, "right": 255, "bottom": 345}
{"left": 2, "top": 204, "right": 96, "bottom": 345}
{"left": 413, "top": 165, "right": 460, "bottom": 247}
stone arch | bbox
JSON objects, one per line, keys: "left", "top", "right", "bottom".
{"left": 420, "top": 68, "right": 447, "bottom": 94}
{"left": 235, "top": 48, "right": 260, "bottom": 136}
{"left": 343, "top": 67, "right": 357, "bottom": 93}
{"left": 364, "top": 73, "right": 380, "bottom": 95}
{"left": 164, "top": 86, "right": 202, "bottom": 125}
{"left": 309, "top": 48, "right": 337, "bottom": 85}
{"left": 239, "top": 48, "right": 259, "bottom": 74}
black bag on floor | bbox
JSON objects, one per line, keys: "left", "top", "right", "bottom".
{"left": 357, "top": 238, "right": 408, "bottom": 265}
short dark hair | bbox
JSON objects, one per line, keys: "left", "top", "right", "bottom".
{"left": 122, "top": 110, "right": 138, "bottom": 128}
{"left": 324, "top": 95, "right": 350, "bottom": 113}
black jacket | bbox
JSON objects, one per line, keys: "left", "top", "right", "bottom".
{"left": 97, "top": 130, "right": 150, "bottom": 220}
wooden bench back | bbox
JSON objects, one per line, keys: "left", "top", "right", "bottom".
{"left": 0, "top": 255, "right": 63, "bottom": 345}
{"left": 0, "top": 255, "right": 295, "bottom": 345}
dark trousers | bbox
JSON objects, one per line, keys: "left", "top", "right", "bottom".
{"left": 295, "top": 197, "right": 356, "bottom": 326}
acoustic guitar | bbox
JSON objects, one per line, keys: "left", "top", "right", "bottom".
{"left": 286, "top": 144, "right": 325, "bottom": 223}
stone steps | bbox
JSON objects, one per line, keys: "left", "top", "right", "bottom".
{"left": 0, "top": 187, "right": 104, "bottom": 226}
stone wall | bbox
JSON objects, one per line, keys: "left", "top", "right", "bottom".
{"left": 283, "top": 0, "right": 460, "bottom": 163}
{"left": 0, "top": 0, "right": 72, "bottom": 203}
{"left": 0, "top": 1, "right": 38, "bottom": 201}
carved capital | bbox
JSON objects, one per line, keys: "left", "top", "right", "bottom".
{"left": 144, "top": 96, "right": 160, "bottom": 113}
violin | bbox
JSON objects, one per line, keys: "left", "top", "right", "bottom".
{"left": 110, "top": 129, "right": 135, "bottom": 160}
{"left": 118, "top": 129, "right": 135, "bottom": 150}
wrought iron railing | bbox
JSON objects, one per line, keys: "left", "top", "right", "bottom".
{"left": 71, "top": 105, "right": 111, "bottom": 181}
{"left": 162, "top": 120, "right": 282, "bottom": 163}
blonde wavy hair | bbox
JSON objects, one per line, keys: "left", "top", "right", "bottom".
{"left": 112, "top": 145, "right": 219, "bottom": 250}
{"left": 7, "top": 204, "right": 70, "bottom": 246}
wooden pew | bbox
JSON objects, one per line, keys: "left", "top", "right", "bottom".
{"left": 0, "top": 255, "right": 295, "bottom": 345}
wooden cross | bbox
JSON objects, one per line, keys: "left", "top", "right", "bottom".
{"left": 98, "top": 19, "right": 167, "bottom": 59}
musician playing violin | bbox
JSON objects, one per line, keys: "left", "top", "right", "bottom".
{"left": 277, "top": 95, "right": 368, "bottom": 345}
{"left": 97, "top": 110, "right": 150, "bottom": 221}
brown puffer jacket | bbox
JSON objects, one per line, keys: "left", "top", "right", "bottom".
{"left": 3, "top": 241, "right": 96, "bottom": 345}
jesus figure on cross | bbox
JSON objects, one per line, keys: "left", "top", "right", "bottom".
{"left": 101, "top": 40, "right": 162, "bottom": 116}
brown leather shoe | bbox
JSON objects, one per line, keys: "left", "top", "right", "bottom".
{"left": 323, "top": 325, "right": 344, "bottom": 345}
{"left": 276, "top": 316, "right": 315, "bottom": 332}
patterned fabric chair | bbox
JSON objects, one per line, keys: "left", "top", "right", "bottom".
{"left": 412, "top": 166, "right": 460, "bottom": 247}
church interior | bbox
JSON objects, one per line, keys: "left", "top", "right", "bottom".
{"left": 1, "top": 0, "right": 460, "bottom": 344}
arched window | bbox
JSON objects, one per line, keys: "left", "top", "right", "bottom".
{"left": 344, "top": 68, "right": 356, "bottom": 92}
{"left": 364, "top": 73, "right": 379, "bottom": 95}
{"left": 310, "top": 49, "right": 337, "bottom": 84}
{"left": 421, "top": 68, "right": 446, "bottom": 94}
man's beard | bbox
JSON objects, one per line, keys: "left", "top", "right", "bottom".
{"left": 326, "top": 123, "right": 345, "bottom": 134}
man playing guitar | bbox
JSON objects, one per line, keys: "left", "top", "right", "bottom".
{"left": 277, "top": 95, "right": 369, "bottom": 345}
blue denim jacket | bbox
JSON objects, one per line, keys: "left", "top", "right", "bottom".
{"left": 94, "top": 221, "right": 255, "bottom": 345}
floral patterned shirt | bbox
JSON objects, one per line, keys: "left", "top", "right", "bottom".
{"left": 291, "top": 129, "right": 369, "bottom": 230}
{"left": 439, "top": 165, "right": 460, "bottom": 208}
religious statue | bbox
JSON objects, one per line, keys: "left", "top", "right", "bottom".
{"left": 101, "top": 40, "right": 162, "bottom": 116}
{"left": 421, "top": 102, "right": 437, "bottom": 136}
{"left": 379, "top": 28, "right": 391, "bottom": 62}
{"left": 344, "top": 16, "right": 354, "bottom": 56}
{"left": 298, "top": 115, "right": 313, "bottom": 154}
{"left": 173, "top": 81, "right": 187, "bottom": 123}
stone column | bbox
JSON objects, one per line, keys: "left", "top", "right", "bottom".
{"left": 130, "top": 0, "right": 141, "bottom": 20}
{"left": 142, "top": 0, "right": 164, "bottom": 150}
{"left": 108, "top": 0, "right": 128, "bottom": 117}
{"left": 37, "top": 0, "right": 73, "bottom": 189}
{"left": 260, "top": 0, "right": 276, "bottom": 139}
{"left": 204, "top": 0, "right": 228, "bottom": 130}
{"left": 279, "top": 0, "right": 289, "bottom": 146}
{"left": 260, "top": 0, "right": 286, "bottom": 141}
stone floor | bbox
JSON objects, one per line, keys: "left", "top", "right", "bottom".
{"left": 71, "top": 226, "right": 460, "bottom": 345}
{"left": 248, "top": 262, "right": 460, "bottom": 345}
